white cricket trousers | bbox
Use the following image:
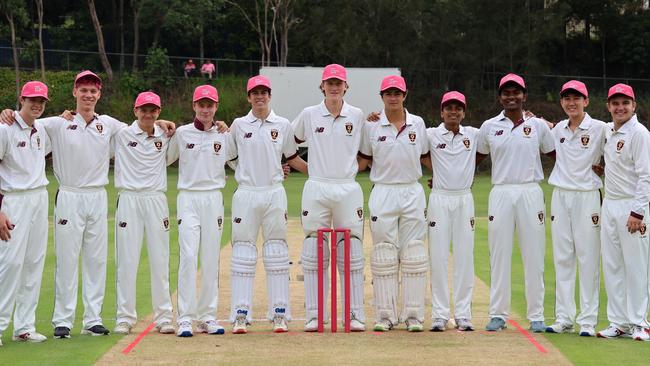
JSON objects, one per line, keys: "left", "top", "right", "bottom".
{"left": 0, "top": 188, "right": 48, "bottom": 336}
{"left": 550, "top": 188, "right": 601, "bottom": 327}
{"left": 52, "top": 186, "right": 108, "bottom": 329}
{"left": 115, "top": 190, "right": 173, "bottom": 327}
{"left": 601, "top": 197, "right": 649, "bottom": 328}
{"left": 487, "top": 183, "right": 546, "bottom": 322}
{"left": 428, "top": 189, "right": 475, "bottom": 321}
{"left": 176, "top": 189, "right": 224, "bottom": 324}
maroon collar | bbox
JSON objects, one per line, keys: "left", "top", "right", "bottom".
{"left": 193, "top": 118, "right": 213, "bottom": 131}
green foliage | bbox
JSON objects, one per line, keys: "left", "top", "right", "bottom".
{"left": 142, "top": 47, "right": 174, "bottom": 90}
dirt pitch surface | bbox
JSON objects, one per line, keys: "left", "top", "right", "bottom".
{"left": 97, "top": 220, "right": 570, "bottom": 366}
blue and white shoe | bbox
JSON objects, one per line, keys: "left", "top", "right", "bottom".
{"left": 176, "top": 321, "right": 193, "bottom": 337}
{"left": 199, "top": 320, "right": 225, "bottom": 335}
{"left": 545, "top": 322, "right": 573, "bottom": 334}
{"left": 530, "top": 321, "right": 546, "bottom": 333}
{"left": 486, "top": 317, "right": 506, "bottom": 331}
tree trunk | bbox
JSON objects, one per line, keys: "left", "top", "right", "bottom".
{"left": 132, "top": 5, "right": 140, "bottom": 71}
{"left": 199, "top": 30, "right": 204, "bottom": 63}
{"left": 152, "top": 8, "right": 171, "bottom": 48}
{"left": 36, "top": 0, "right": 45, "bottom": 80}
{"left": 88, "top": 0, "right": 114, "bottom": 81}
{"left": 119, "top": 0, "right": 124, "bottom": 71}
{"left": 7, "top": 12, "right": 20, "bottom": 109}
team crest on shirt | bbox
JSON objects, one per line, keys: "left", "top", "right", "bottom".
{"left": 537, "top": 211, "right": 544, "bottom": 224}
{"left": 218, "top": 216, "right": 223, "bottom": 228}
{"left": 356, "top": 207, "right": 363, "bottom": 219}
{"left": 470, "top": 217, "right": 475, "bottom": 230}
{"left": 463, "top": 138, "right": 471, "bottom": 150}
{"left": 95, "top": 123, "right": 104, "bottom": 134}
{"left": 640, "top": 224, "right": 647, "bottom": 236}
{"left": 523, "top": 125, "right": 532, "bottom": 137}
{"left": 270, "top": 129, "right": 279, "bottom": 141}
{"left": 408, "top": 131, "right": 417, "bottom": 144}
{"left": 591, "top": 213, "right": 600, "bottom": 226}
{"left": 163, "top": 217, "right": 170, "bottom": 230}
{"left": 616, "top": 139, "right": 625, "bottom": 152}
{"left": 581, "top": 135, "right": 590, "bottom": 147}
{"left": 154, "top": 139, "right": 163, "bottom": 151}
{"left": 345, "top": 122, "right": 353, "bottom": 135}
{"left": 213, "top": 142, "right": 222, "bottom": 154}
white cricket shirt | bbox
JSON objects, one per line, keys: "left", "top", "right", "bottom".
{"left": 603, "top": 115, "right": 650, "bottom": 215}
{"left": 358, "top": 110, "right": 428, "bottom": 184}
{"left": 230, "top": 110, "right": 298, "bottom": 187}
{"left": 0, "top": 112, "right": 50, "bottom": 192}
{"left": 167, "top": 120, "right": 236, "bottom": 190}
{"left": 477, "top": 112, "right": 555, "bottom": 185}
{"left": 292, "top": 101, "right": 364, "bottom": 181}
{"left": 548, "top": 113, "right": 607, "bottom": 191}
{"left": 427, "top": 124, "right": 479, "bottom": 191}
{"left": 39, "top": 114, "right": 125, "bottom": 188}
{"left": 114, "top": 122, "right": 171, "bottom": 192}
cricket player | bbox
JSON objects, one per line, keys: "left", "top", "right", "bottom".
{"left": 477, "top": 73, "right": 555, "bottom": 333}
{"left": 423, "top": 91, "right": 478, "bottom": 332}
{"left": 112, "top": 92, "right": 175, "bottom": 335}
{"left": 167, "top": 85, "right": 236, "bottom": 337}
{"left": 596, "top": 84, "right": 650, "bottom": 341}
{"left": 228, "top": 76, "right": 308, "bottom": 334}
{"left": 293, "top": 64, "right": 366, "bottom": 332}
{"left": 357, "top": 75, "right": 428, "bottom": 332}
{"left": 545, "top": 81, "right": 606, "bottom": 337}
{"left": 0, "top": 81, "right": 51, "bottom": 346}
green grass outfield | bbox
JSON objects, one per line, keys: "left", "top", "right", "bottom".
{"left": 1, "top": 168, "right": 649, "bottom": 365}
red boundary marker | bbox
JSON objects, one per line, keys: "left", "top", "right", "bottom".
{"left": 508, "top": 319, "right": 548, "bottom": 353}
{"left": 121, "top": 322, "right": 156, "bottom": 354}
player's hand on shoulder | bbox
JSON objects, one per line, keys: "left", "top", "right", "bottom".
{"left": 0, "top": 109, "right": 16, "bottom": 125}
{"left": 155, "top": 119, "right": 176, "bottom": 137}
{"left": 215, "top": 120, "right": 229, "bottom": 133}
{"left": 367, "top": 111, "right": 381, "bottom": 122}
{"left": 0, "top": 212, "right": 15, "bottom": 241}
{"left": 60, "top": 110, "right": 75, "bottom": 121}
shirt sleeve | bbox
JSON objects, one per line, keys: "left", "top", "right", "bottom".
{"left": 225, "top": 131, "right": 238, "bottom": 161}
{"left": 537, "top": 118, "right": 555, "bottom": 154}
{"left": 37, "top": 116, "right": 62, "bottom": 136}
{"left": 102, "top": 115, "right": 128, "bottom": 138}
{"left": 42, "top": 129, "right": 52, "bottom": 155}
{"left": 292, "top": 109, "right": 308, "bottom": 144}
{"left": 282, "top": 122, "right": 299, "bottom": 159}
{"left": 631, "top": 129, "right": 650, "bottom": 215}
{"left": 476, "top": 121, "right": 491, "bottom": 155}
{"left": 166, "top": 133, "right": 179, "bottom": 166}
{"left": 0, "top": 127, "right": 8, "bottom": 161}
{"left": 419, "top": 119, "right": 429, "bottom": 156}
{"left": 358, "top": 122, "right": 373, "bottom": 158}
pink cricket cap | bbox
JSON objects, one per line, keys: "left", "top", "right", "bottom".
{"left": 134, "top": 91, "right": 161, "bottom": 108}
{"left": 498, "top": 73, "right": 526, "bottom": 91}
{"left": 74, "top": 70, "right": 102, "bottom": 89}
{"left": 193, "top": 85, "right": 219, "bottom": 103}
{"left": 440, "top": 91, "right": 466, "bottom": 108}
{"left": 607, "top": 83, "right": 635, "bottom": 100}
{"left": 560, "top": 80, "right": 588, "bottom": 98}
{"left": 247, "top": 75, "right": 272, "bottom": 92}
{"left": 21, "top": 81, "right": 49, "bottom": 101}
{"left": 321, "top": 64, "right": 347, "bottom": 81}
{"left": 380, "top": 75, "right": 407, "bottom": 92}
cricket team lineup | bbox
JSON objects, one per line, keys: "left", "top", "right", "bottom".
{"left": 0, "top": 63, "right": 649, "bottom": 348}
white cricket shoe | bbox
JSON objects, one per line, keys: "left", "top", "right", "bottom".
{"left": 631, "top": 326, "right": 650, "bottom": 341}
{"left": 455, "top": 318, "right": 475, "bottom": 331}
{"left": 304, "top": 318, "right": 319, "bottom": 332}
{"left": 156, "top": 322, "right": 175, "bottom": 334}
{"left": 198, "top": 320, "right": 225, "bottom": 335}
{"left": 430, "top": 318, "right": 447, "bottom": 332}
{"left": 176, "top": 321, "right": 193, "bottom": 337}
{"left": 350, "top": 318, "right": 365, "bottom": 332}
{"left": 272, "top": 316, "right": 288, "bottom": 333}
{"left": 373, "top": 319, "right": 393, "bottom": 332}
{"left": 597, "top": 325, "right": 628, "bottom": 339}
{"left": 545, "top": 322, "right": 574, "bottom": 334}
{"left": 113, "top": 322, "right": 131, "bottom": 335}
{"left": 579, "top": 325, "right": 595, "bottom": 337}
{"left": 232, "top": 315, "right": 249, "bottom": 334}
{"left": 406, "top": 318, "right": 424, "bottom": 332}
{"left": 12, "top": 332, "right": 47, "bottom": 343}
